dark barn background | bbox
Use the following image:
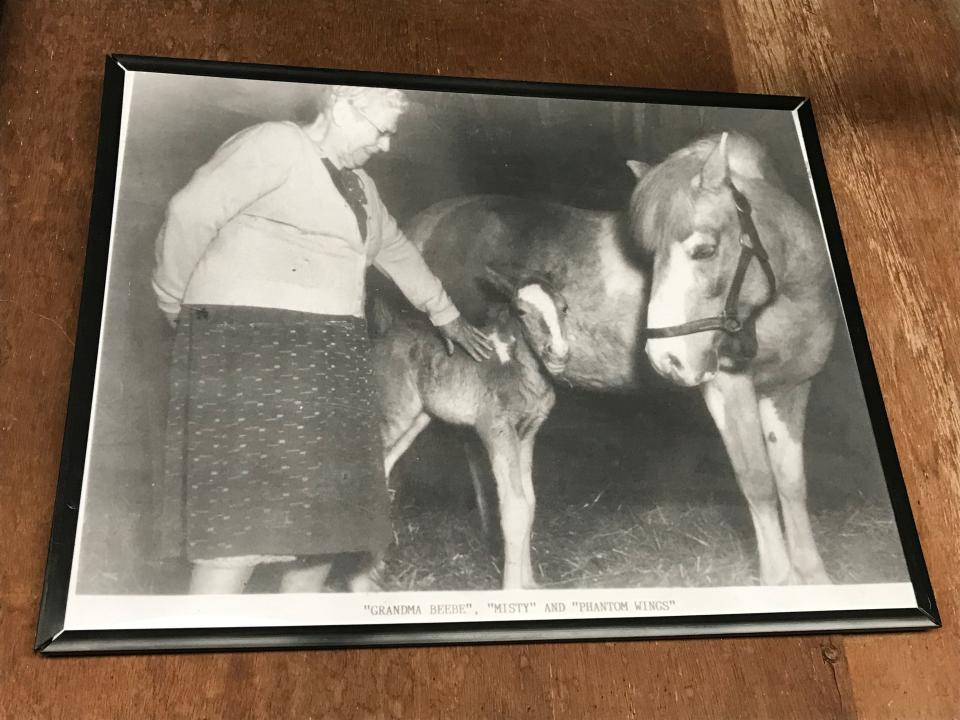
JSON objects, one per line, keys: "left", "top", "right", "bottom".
{"left": 76, "top": 73, "right": 908, "bottom": 593}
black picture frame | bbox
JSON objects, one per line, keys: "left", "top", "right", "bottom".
{"left": 35, "top": 54, "right": 939, "bottom": 655}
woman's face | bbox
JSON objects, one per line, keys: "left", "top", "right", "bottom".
{"left": 339, "top": 102, "right": 401, "bottom": 168}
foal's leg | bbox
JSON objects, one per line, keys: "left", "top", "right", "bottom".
{"left": 349, "top": 406, "right": 430, "bottom": 593}
{"left": 464, "top": 439, "right": 493, "bottom": 536}
{"left": 758, "top": 380, "right": 830, "bottom": 584}
{"left": 703, "top": 373, "right": 794, "bottom": 585}
{"left": 518, "top": 432, "right": 540, "bottom": 589}
{"left": 480, "top": 424, "right": 527, "bottom": 589}
{"left": 383, "top": 411, "right": 431, "bottom": 477}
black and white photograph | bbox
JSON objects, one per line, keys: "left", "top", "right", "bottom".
{"left": 37, "top": 56, "right": 936, "bottom": 652}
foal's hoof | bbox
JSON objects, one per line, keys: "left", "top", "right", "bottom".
{"left": 501, "top": 578, "right": 542, "bottom": 591}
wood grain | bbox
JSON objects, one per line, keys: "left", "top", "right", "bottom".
{"left": 1, "top": 0, "right": 957, "bottom": 717}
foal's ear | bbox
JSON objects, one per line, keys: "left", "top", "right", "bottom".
{"left": 477, "top": 264, "right": 517, "bottom": 300}
{"left": 693, "top": 131, "right": 730, "bottom": 191}
{"left": 626, "top": 160, "right": 651, "bottom": 180}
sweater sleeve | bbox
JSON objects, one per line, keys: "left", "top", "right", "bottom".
{"left": 368, "top": 181, "right": 460, "bottom": 327}
{"left": 152, "top": 122, "right": 300, "bottom": 317}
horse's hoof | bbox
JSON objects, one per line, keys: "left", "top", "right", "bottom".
{"left": 797, "top": 568, "right": 832, "bottom": 585}
{"left": 762, "top": 568, "right": 801, "bottom": 585}
{"left": 522, "top": 578, "right": 542, "bottom": 590}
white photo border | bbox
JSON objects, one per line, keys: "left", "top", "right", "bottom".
{"left": 35, "top": 54, "right": 939, "bottom": 655}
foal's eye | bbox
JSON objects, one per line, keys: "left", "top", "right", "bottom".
{"left": 689, "top": 243, "right": 718, "bottom": 260}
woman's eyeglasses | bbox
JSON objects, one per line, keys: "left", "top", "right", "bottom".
{"left": 351, "top": 103, "right": 395, "bottom": 139}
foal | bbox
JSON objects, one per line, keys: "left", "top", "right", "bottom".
{"left": 374, "top": 267, "right": 570, "bottom": 589}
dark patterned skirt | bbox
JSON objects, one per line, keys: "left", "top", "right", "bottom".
{"left": 156, "top": 305, "right": 392, "bottom": 563}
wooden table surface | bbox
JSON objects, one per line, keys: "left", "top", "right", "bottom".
{"left": 1, "top": 1, "right": 958, "bottom": 717}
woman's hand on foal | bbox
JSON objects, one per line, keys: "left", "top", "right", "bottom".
{"left": 437, "top": 316, "right": 493, "bottom": 362}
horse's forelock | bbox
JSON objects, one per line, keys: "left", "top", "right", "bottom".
{"left": 629, "top": 154, "right": 697, "bottom": 255}
{"left": 629, "top": 133, "right": 771, "bottom": 255}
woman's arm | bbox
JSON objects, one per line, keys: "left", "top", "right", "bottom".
{"left": 371, "top": 204, "right": 461, "bottom": 326}
{"left": 370, "top": 188, "right": 491, "bottom": 360}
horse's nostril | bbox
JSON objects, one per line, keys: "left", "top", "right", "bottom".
{"left": 666, "top": 353, "right": 683, "bottom": 371}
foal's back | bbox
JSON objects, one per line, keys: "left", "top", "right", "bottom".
{"left": 375, "top": 312, "right": 549, "bottom": 430}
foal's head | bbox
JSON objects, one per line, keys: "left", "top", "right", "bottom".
{"left": 479, "top": 266, "right": 571, "bottom": 375}
{"left": 629, "top": 132, "right": 776, "bottom": 386}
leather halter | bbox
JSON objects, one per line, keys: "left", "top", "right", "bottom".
{"left": 644, "top": 178, "right": 776, "bottom": 356}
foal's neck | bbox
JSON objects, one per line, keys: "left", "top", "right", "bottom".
{"left": 484, "top": 308, "right": 539, "bottom": 368}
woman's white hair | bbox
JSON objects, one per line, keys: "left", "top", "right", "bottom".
{"left": 328, "top": 85, "right": 409, "bottom": 114}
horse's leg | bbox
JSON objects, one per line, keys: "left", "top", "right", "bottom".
{"left": 758, "top": 380, "right": 830, "bottom": 584}
{"left": 479, "top": 423, "right": 527, "bottom": 589}
{"left": 518, "top": 431, "right": 540, "bottom": 589}
{"left": 703, "top": 373, "right": 795, "bottom": 585}
{"left": 464, "top": 439, "right": 492, "bottom": 536}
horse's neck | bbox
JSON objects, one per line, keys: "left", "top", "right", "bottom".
{"left": 739, "top": 177, "right": 838, "bottom": 387}
{"left": 746, "top": 177, "right": 831, "bottom": 301}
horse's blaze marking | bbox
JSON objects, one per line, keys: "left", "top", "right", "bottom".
{"left": 649, "top": 242, "right": 694, "bottom": 329}
{"left": 517, "top": 284, "right": 567, "bottom": 358}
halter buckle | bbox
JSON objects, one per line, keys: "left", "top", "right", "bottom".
{"left": 722, "top": 317, "right": 742, "bottom": 334}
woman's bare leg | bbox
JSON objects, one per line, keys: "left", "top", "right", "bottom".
{"left": 280, "top": 562, "right": 332, "bottom": 593}
{"left": 189, "top": 563, "right": 256, "bottom": 594}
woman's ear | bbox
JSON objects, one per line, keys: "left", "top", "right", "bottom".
{"left": 330, "top": 98, "right": 352, "bottom": 127}
{"left": 626, "top": 160, "right": 650, "bottom": 180}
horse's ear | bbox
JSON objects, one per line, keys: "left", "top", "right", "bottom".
{"left": 626, "top": 160, "right": 650, "bottom": 180}
{"left": 693, "top": 131, "right": 729, "bottom": 191}
{"left": 477, "top": 264, "right": 517, "bottom": 300}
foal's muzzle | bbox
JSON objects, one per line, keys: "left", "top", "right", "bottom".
{"left": 542, "top": 346, "right": 571, "bottom": 374}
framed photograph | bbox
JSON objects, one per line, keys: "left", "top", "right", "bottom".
{"left": 36, "top": 54, "right": 938, "bottom": 654}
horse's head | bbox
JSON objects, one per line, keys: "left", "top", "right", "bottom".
{"left": 478, "top": 265, "right": 571, "bottom": 375}
{"left": 629, "top": 132, "right": 775, "bottom": 387}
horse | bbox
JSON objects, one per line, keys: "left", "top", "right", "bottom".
{"left": 404, "top": 131, "right": 836, "bottom": 585}
{"left": 637, "top": 132, "right": 836, "bottom": 584}
{"left": 409, "top": 193, "right": 652, "bottom": 391}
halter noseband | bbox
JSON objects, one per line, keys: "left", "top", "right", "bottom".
{"left": 644, "top": 178, "right": 776, "bottom": 357}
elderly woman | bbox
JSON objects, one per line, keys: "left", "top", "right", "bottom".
{"left": 154, "top": 85, "right": 491, "bottom": 594}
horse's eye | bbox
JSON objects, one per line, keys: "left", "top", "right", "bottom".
{"left": 690, "top": 243, "right": 717, "bottom": 260}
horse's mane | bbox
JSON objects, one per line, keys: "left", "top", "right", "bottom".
{"left": 628, "top": 133, "right": 774, "bottom": 255}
